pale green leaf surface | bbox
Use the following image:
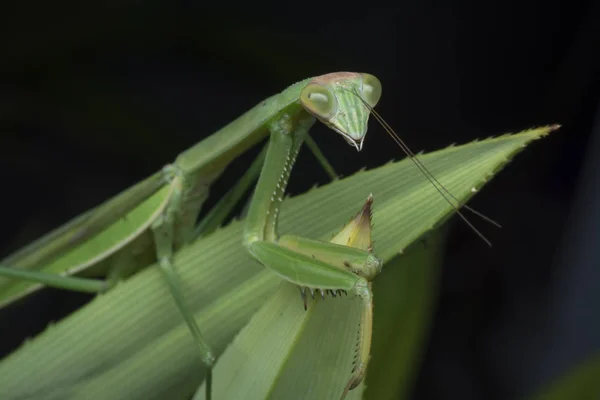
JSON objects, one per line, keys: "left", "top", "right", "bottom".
{"left": 0, "top": 127, "right": 552, "bottom": 400}
{"left": 196, "top": 282, "right": 364, "bottom": 400}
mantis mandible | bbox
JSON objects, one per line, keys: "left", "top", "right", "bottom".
{"left": 0, "top": 71, "right": 496, "bottom": 399}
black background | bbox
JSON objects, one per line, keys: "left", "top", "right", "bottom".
{"left": 1, "top": 2, "right": 599, "bottom": 399}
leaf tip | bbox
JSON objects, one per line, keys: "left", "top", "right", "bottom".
{"left": 519, "top": 124, "right": 561, "bottom": 139}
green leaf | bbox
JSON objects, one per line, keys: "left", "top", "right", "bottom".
{"left": 365, "top": 229, "right": 447, "bottom": 400}
{"left": 0, "top": 127, "right": 553, "bottom": 399}
{"left": 523, "top": 355, "right": 600, "bottom": 400}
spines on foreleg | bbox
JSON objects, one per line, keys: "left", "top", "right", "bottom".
{"left": 340, "top": 280, "right": 373, "bottom": 399}
{"left": 298, "top": 286, "right": 348, "bottom": 310}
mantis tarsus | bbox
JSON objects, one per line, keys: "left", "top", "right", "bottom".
{"left": 0, "top": 71, "right": 499, "bottom": 399}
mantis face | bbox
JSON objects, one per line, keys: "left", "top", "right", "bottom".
{"left": 300, "top": 72, "right": 382, "bottom": 151}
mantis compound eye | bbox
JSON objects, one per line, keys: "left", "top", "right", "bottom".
{"left": 360, "top": 73, "right": 382, "bottom": 108}
{"left": 300, "top": 83, "right": 339, "bottom": 120}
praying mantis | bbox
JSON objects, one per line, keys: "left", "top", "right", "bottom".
{"left": 0, "top": 72, "right": 507, "bottom": 399}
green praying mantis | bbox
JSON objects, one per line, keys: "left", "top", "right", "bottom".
{"left": 0, "top": 72, "right": 507, "bottom": 399}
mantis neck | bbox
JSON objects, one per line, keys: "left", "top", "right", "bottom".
{"left": 243, "top": 108, "right": 315, "bottom": 246}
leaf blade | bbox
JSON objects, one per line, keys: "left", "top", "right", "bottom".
{"left": 0, "top": 127, "right": 554, "bottom": 399}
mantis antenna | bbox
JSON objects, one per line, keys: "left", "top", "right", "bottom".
{"left": 344, "top": 78, "right": 502, "bottom": 247}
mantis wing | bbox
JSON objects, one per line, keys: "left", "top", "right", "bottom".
{"left": 0, "top": 172, "right": 169, "bottom": 306}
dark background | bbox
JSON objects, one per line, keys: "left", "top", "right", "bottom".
{"left": 1, "top": 2, "right": 599, "bottom": 399}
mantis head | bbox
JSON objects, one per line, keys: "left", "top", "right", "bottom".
{"left": 300, "top": 72, "right": 382, "bottom": 151}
